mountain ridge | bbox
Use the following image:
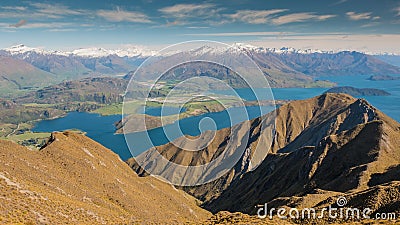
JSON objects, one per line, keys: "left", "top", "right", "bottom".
{"left": 127, "top": 93, "right": 400, "bottom": 218}
{"left": 0, "top": 131, "right": 211, "bottom": 224}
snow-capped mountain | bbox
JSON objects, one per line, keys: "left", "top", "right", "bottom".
{"left": 3, "top": 43, "right": 399, "bottom": 61}
{"left": 0, "top": 44, "right": 154, "bottom": 79}
{"left": 230, "top": 43, "right": 336, "bottom": 54}
{"left": 2, "top": 44, "right": 155, "bottom": 58}
{"left": 71, "top": 46, "right": 155, "bottom": 58}
{"left": 184, "top": 43, "right": 336, "bottom": 57}
{"left": 4, "top": 44, "right": 69, "bottom": 57}
{"left": 1, "top": 43, "right": 400, "bottom": 86}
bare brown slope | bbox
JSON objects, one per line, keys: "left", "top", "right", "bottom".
{"left": 204, "top": 94, "right": 400, "bottom": 214}
{"left": 0, "top": 131, "right": 210, "bottom": 224}
{"left": 128, "top": 93, "right": 400, "bottom": 214}
{"left": 198, "top": 181, "right": 400, "bottom": 224}
{"left": 205, "top": 118, "right": 399, "bottom": 213}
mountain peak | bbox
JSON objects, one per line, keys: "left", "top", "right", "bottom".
{"left": 5, "top": 44, "right": 40, "bottom": 54}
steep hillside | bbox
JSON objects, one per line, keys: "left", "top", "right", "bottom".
{"left": 206, "top": 119, "right": 400, "bottom": 213}
{"left": 245, "top": 50, "right": 334, "bottom": 87}
{"left": 0, "top": 56, "right": 57, "bottom": 97}
{"left": 207, "top": 94, "right": 400, "bottom": 214}
{"left": 0, "top": 131, "right": 210, "bottom": 224}
{"left": 128, "top": 93, "right": 400, "bottom": 217}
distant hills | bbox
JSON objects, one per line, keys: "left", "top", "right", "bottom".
{"left": 1, "top": 44, "right": 400, "bottom": 97}
{"left": 0, "top": 56, "right": 57, "bottom": 97}
{"left": 324, "top": 86, "right": 391, "bottom": 96}
{"left": 16, "top": 77, "right": 127, "bottom": 105}
{"left": 368, "top": 75, "right": 400, "bottom": 81}
{"left": 272, "top": 50, "right": 400, "bottom": 77}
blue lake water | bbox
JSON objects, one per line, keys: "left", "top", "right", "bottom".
{"left": 317, "top": 74, "right": 400, "bottom": 122}
{"left": 33, "top": 105, "right": 274, "bottom": 160}
{"left": 33, "top": 74, "right": 400, "bottom": 160}
{"left": 32, "top": 112, "right": 131, "bottom": 159}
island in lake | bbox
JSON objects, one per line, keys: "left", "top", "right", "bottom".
{"left": 368, "top": 75, "right": 400, "bottom": 81}
{"left": 324, "top": 86, "right": 390, "bottom": 96}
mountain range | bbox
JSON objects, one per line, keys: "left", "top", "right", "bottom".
{"left": 0, "top": 45, "right": 146, "bottom": 78}
{"left": 1, "top": 44, "right": 400, "bottom": 97}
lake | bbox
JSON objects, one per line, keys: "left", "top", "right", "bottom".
{"left": 33, "top": 74, "right": 400, "bottom": 160}
{"left": 33, "top": 104, "right": 274, "bottom": 160}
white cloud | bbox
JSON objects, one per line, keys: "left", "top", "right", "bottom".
{"left": 271, "top": 13, "right": 336, "bottom": 25}
{"left": 0, "top": 11, "right": 26, "bottom": 18}
{"left": 19, "top": 23, "right": 73, "bottom": 29}
{"left": 0, "top": 3, "right": 87, "bottom": 19}
{"left": 29, "top": 2, "right": 87, "bottom": 18}
{"left": 186, "top": 31, "right": 293, "bottom": 36}
{"left": 1, "top": 6, "right": 27, "bottom": 11}
{"left": 47, "top": 28, "right": 78, "bottom": 32}
{"left": 331, "top": 0, "right": 348, "bottom": 5}
{"left": 186, "top": 26, "right": 209, "bottom": 29}
{"left": 2, "top": 22, "right": 74, "bottom": 29}
{"left": 159, "top": 3, "right": 218, "bottom": 18}
{"left": 360, "top": 22, "right": 380, "bottom": 28}
{"left": 159, "top": 5, "right": 335, "bottom": 26}
{"left": 226, "top": 9, "right": 288, "bottom": 24}
{"left": 346, "top": 12, "right": 372, "bottom": 20}
{"left": 97, "top": 8, "right": 152, "bottom": 23}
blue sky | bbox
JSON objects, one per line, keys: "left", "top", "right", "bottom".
{"left": 0, "top": 0, "right": 399, "bottom": 52}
